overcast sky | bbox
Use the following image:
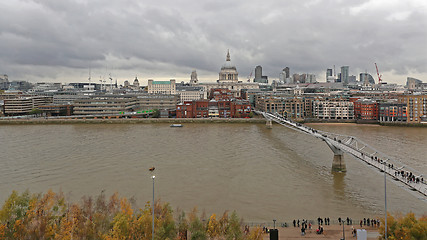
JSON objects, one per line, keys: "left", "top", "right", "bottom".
{"left": 1, "top": 0, "right": 426, "bottom": 85}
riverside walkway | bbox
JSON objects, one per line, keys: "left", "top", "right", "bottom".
{"left": 255, "top": 111, "right": 427, "bottom": 199}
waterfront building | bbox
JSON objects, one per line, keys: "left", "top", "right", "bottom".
{"left": 38, "top": 104, "right": 73, "bottom": 116}
{"left": 398, "top": 94, "right": 427, "bottom": 123}
{"left": 379, "top": 102, "right": 407, "bottom": 122}
{"left": 353, "top": 99, "right": 379, "bottom": 120}
{"left": 3, "top": 96, "right": 53, "bottom": 115}
{"left": 73, "top": 95, "right": 137, "bottom": 115}
{"left": 136, "top": 94, "right": 179, "bottom": 111}
{"left": 255, "top": 94, "right": 312, "bottom": 120}
{"left": 312, "top": 98, "right": 354, "bottom": 120}
{"left": 0, "top": 91, "right": 30, "bottom": 100}
{"left": 176, "top": 99, "right": 251, "bottom": 118}
{"left": 147, "top": 79, "right": 176, "bottom": 94}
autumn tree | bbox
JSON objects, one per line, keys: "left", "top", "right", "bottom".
{"left": 225, "top": 211, "right": 243, "bottom": 240}
{"left": 207, "top": 213, "right": 220, "bottom": 238}
{"left": 245, "top": 227, "right": 263, "bottom": 240}
{"left": 0, "top": 190, "right": 31, "bottom": 238}
{"left": 176, "top": 210, "right": 188, "bottom": 240}
{"left": 379, "top": 212, "right": 427, "bottom": 240}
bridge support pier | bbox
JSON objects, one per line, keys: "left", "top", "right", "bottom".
{"left": 266, "top": 119, "right": 272, "bottom": 129}
{"left": 324, "top": 139, "right": 346, "bottom": 172}
{"left": 332, "top": 154, "right": 346, "bottom": 172}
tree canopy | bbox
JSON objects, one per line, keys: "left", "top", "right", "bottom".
{"left": 379, "top": 212, "right": 427, "bottom": 240}
{"left": 0, "top": 190, "right": 263, "bottom": 240}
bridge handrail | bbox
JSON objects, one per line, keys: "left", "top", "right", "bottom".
{"left": 255, "top": 110, "right": 426, "bottom": 188}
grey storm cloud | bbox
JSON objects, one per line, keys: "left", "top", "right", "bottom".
{"left": 0, "top": 0, "right": 426, "bottom": 84}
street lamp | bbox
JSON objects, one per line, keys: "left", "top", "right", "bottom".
{"left": 152, "top": 175, "right": 155, "bottom": 240}
{"left": 383, "top": 159, "right": 388, "bottom": 240}
{"left": 341, "top": 219, "right": 345, "bottom": 240}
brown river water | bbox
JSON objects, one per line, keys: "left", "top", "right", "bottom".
{"left": 0, "top": 123, "right": 426, "bottom": 222}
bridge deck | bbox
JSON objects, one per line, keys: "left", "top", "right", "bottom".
{"left": 259, "top": 111, "right": 427, "bottom": 198}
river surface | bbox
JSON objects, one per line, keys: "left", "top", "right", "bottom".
{"left": 0, "top": 123, "right": 426, "bottom": 222}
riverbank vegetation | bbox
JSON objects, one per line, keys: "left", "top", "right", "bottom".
{"left": 0, "top": 190, "right": 263, "bottom": 240}
{"left": 379, "top": 212, "right": 427, "bottom": 240}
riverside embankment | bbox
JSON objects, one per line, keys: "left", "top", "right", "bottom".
{"left": 0, "top": 117, "right": 266, "bottom": 125}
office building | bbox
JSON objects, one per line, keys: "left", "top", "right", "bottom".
{"left": 147, "top": 79, "right": 176, "bottom": 94}
{"left": 341, "top": 66, "right": 349, "bottom": 85}
{"left": 73, "top": 95, "right": 137, "bottom": 115}
{"left": 254, "top": 65, "right": 268, "bottom": 84}
{"left": 360, "top": 73, "right": 375, "bottom": 84}
{"left": 3, "top": 96, "right": 53, "bottom": 115}
{"left": 326, "top": 69, "right": 333, "bottom": 81}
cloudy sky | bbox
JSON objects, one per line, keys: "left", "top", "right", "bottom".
{"left": 1, "top": 0, "right": 426, "bottom": 85}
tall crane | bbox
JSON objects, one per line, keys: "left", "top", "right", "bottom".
{"left": 247, "top": 70, "right": 253, "bottom": 82}
{"left": 375, "top": 63, "right": 382, "bottom": 84}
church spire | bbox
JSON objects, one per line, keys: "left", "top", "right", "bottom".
{"left": 226, "top": 49, "right": 230, "bottom": 61}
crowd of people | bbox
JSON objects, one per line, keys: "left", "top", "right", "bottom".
{"left": 286, "top": 216, "right": 382, "bottom": 236}
{"left": 395, "top": 170, "right": 424, "bottom": 184}
{"left": 359, "top": 217, "right": 380, "bottom": 228}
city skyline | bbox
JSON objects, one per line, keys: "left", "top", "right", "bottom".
{"left": 1, "top": 0, "right": 426, "bottom": 85}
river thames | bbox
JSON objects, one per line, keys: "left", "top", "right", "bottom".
{"left": 0, "top": 123, "right": 426, "bottom": 222}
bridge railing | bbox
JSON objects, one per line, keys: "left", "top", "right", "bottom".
{"left": 255, "top": 110, "right": 427, "bottom": 197}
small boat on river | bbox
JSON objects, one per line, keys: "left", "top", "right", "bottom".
{"left": 170, "top": 124, "right": 183, "bottom": 127}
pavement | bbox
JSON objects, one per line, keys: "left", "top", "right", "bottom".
{"left": 261, "top": 224, "right": 380, "bottom": 239}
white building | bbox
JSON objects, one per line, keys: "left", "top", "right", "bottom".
{"left": 176, "top": 86, "right": 206, "bottom": 102}
{"left": 147, "top": 79, "right": 176, "bottom": 94}
{"left": 312, "top": 99, "right": 354, "bottom": 120}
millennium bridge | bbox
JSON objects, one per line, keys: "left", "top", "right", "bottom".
{"left": 255, "top": 110, "right": 427, "bottom": 198}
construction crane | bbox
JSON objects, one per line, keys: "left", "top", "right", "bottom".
{"left": 375, "top": 63, "right": 382, "bottom": 84}
{"left": 247, "top": 70, "right": 253, "bottom": 82}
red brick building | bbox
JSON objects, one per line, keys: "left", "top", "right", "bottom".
{"left": 176, "top": 99, "right": 251, "bottom": 118}
{"left": 353, "top": 99, "right": 379, "bottom": 120}
{"left": 209, "top": 88, "right": 234, "bottom": 101}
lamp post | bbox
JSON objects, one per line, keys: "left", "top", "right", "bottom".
{"left": 383, "top": 160, "right": 388, "bottom": 240}
{"left": 342, "top": 219, "right": 345, "bottom": 240}
{"left": 152, "top": 175, "right": 155, "bottom": 240}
